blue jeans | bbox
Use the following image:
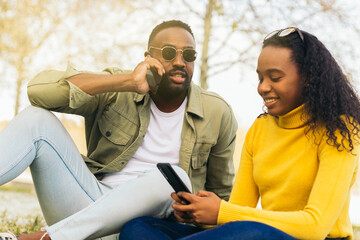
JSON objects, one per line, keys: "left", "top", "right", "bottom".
{"left": 119, "top": 217, "right": 298, "bottom": 240}
{"left": 0, "top": 106, "right": 192, "bottom": 240}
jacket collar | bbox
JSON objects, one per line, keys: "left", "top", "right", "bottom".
{"left": 132, "top": 82, "right": 204, "bottom": 118}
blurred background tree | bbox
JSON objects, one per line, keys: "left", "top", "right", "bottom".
{"left": 0, "top": 0, "right": 359, "bottom": 117}
{"left": 0, "top": 0, "right": 63, "bottom": 115}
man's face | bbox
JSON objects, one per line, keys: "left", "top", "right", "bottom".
{"left": 149, "top": 27, "right": 195, "bottom": 97}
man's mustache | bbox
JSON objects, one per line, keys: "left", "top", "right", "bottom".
{"left": 167, "top": 68, "right": 188, "bottom": 78}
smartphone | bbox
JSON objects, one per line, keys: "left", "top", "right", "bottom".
{"left": 146, "top": 68, "right": 162, "bottom": 94}
{"left": 157, "top": 163, "right": 191, "bottom": 204}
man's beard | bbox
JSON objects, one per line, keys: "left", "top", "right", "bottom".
{"left": 155, "top": 68, "right": 191, "bottom": 99}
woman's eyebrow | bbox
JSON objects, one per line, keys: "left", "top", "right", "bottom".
{"left": 267, "top": 69, "right": 283, "bottom": 74}
{"left": 256, "top": 68, "right": 284, "bottom": 74}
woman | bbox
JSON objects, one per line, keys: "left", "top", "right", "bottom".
{"left": 119, "top": 27, "right": 360, "bottom": 240}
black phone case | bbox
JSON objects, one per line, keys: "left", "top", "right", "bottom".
{"left": 157, "top": 163, "right": 191, "bottom": 194}
{"left": 146, "top": 68, "right": 162, "bottom": 94}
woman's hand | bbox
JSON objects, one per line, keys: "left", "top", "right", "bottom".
{"left": 171, "top": 190, "right": 222, "bottom": 225}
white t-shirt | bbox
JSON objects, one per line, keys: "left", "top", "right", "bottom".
{"left": 101, "top": 98, "right": 187, "bottom": 186}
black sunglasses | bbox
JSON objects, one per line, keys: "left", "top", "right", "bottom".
{"left": 148, "top": 46, "right": 197, "bottom": 62}
{"left": 264, "top": 27, "right": 304, "bottom": 43}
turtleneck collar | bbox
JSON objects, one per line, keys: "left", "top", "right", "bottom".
{"left": 274, "top": 105, "right": 307, "bottom": 129}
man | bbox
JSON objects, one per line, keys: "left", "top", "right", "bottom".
{"left": 0, "top": 20, "right": 237, "bottom": 240}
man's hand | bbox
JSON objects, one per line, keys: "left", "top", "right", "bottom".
{"left": 171, "top": 190, "right": 221, "bottom": 225}
{"left": 131, "top": 56, "right": 164, "bottom": 94}
{"left": 66, "top": 56, "right": 165, "bottom": 96}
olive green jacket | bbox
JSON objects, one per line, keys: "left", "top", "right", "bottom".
{"left": 27, "top": 65, "right": 238, "bottom": 200}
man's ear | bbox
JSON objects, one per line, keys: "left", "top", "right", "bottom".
{"left": 144, "top": 51, "right": 151, "bottom": 57}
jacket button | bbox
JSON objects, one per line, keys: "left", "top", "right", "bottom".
{"left": 106, "top": 130, "right": 112, "bottom": 137}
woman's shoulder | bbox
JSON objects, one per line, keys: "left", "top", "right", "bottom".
{"left": 247, "top": 113, "right": 274, "bottom": 134}
{"left": 253, "top": 113, "right": 273, "bottom": 126}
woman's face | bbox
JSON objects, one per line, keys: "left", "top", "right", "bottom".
{"left": 256, "top": 46, "right": 304, "bottom": 116}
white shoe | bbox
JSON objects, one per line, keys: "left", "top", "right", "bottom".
{"left": 0, "top": 232, "right": 17, "bottom": 240}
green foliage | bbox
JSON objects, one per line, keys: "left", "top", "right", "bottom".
{"left": 0, "top": 184, "right": 34, "bottom": 194}
{"left": 214, "top": 0, "right": 224, "bottom": 16}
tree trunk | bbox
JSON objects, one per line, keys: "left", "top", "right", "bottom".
{"left": 14, "top": 64, "right": 24, "bottom": 116}
{"left": 199, "top": 0, "right": 215, "bottom": 90}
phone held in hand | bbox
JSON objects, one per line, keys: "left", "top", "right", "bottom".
{"left": 146, "top": 68, "right": 162, "bottom": 94}
{"left": 157, "top": 163, "right": 191, "bottom": 204}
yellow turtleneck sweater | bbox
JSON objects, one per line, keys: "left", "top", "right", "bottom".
{"left": 218, "top": 106, "right": 359, "bottom": 240}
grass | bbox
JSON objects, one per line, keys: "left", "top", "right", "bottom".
{"left": 0, "top": 211, "right": 45, "bottom": 235}
{"left": 0, "top": 184, "right": 34, "bottom": 194}
{"left": 0, "top": 184, "right": 46, "bottom": 234}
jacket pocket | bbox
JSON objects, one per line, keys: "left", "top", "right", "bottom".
{"left": 191, "top": 143, "right": 212, "bottom": 169}
{"left": 89, "top": 107, "right": 138, "bottom": 167}
{"left": 98, "top": 106, "right": 138, "bottom": 146}
{"left": 98, "top": 115, "right": 132, "bottom": 145}
{"left": 191, "top": 151, "right": 210, "bottom": 169}
{"left": 189, "top": 143, "right": 212, "bottom": 192}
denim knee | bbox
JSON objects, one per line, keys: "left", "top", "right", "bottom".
{"left": 217, "top": 221, "right": 296, "bottom": 240}
{"left": 21, "top": 106, "right": 56, "bottom": 123}
{"left": 17, "top": 106, "right": 66, "bottom": 135}
{"left": 224, "top": 221, "right": 265, "bottom": 238}
{"left": 120, "top": 217, "right": 161, "bottom": 240}
{"left": 124, "top": 216, "right": 155, "bottom": 227}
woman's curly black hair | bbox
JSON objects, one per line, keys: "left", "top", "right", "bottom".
{"left": 262, "top": 28, "right": 360, "bottom": 152}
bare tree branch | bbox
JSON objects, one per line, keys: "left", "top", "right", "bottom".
{"left": 182, "top": 0, "right": 203, "bottom": 18}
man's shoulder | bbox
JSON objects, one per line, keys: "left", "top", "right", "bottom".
{"left": 102, "top": 67, "right": 132, "bottom": 75}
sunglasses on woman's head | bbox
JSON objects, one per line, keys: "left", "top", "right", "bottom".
{"left": 148, "top": 46, "right": 197, "bottom": 62}
{"left": 264, "top": 27, "right": 304, "bottom": 43}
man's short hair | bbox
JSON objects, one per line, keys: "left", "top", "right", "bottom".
{"left": 147, "top": 20, "right": 195, "bottom": 48}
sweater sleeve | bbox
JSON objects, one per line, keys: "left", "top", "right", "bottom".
{"left": 228, "top": 123, "right": 260, "bottom": 207}
{"left": 217, "top": 126, "right": 359, "bottom": 240}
